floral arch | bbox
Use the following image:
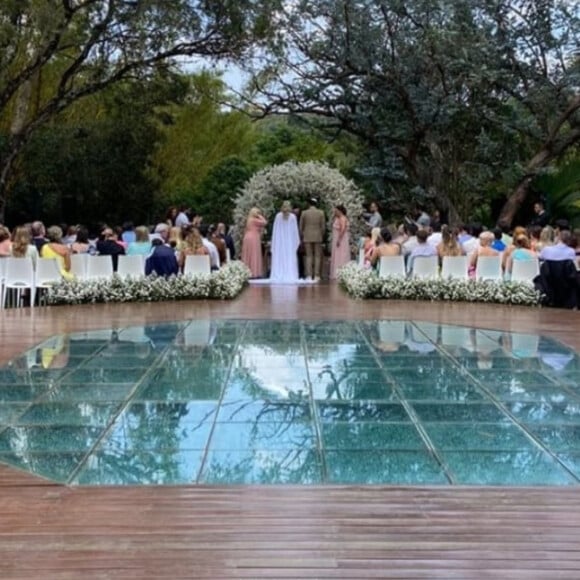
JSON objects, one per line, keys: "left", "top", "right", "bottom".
{"left": 232, "top": 161, "right": 366, "bottom": 249}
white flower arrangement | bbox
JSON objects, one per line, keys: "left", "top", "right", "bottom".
{"left": 46, "top": 261, "right": 251, "bottom": 305}
{"left": 337, "top": 262, "right": 542, "bottom": 306}
{"left": 233, "top": 161, "right": 366, "bottom": 251}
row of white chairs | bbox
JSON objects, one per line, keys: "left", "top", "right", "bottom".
{"left": 69, "top": 254, "right": 212, "bottom": 279}
{"left": 376, "top": 255, "right": 540, "bottom": 283}
{"left": 0, "top": 255, "right": 213, "bottom": 308}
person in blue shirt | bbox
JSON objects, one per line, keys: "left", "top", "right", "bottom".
{"left": 491, "top": 227, "right": 506, "bottom": 252}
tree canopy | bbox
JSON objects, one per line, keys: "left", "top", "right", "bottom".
{"left": 244, "top": 0, "right": 580, "bottom": 225}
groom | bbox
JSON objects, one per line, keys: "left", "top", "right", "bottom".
{"left": 300, "top": 198, "right": 325, "bottom": 281}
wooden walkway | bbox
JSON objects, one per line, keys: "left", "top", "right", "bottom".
{"left": 1, "top": 475, "right": 580, "bottom": 579}
{"left": 1, "top": 286, "right": 580, "bottom": 578}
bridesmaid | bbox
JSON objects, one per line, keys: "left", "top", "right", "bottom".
{"left": 330, "top": 205, "right": 350, "bottom": 279}
{"left": 241, "top": 207, "right": 267, "bottom": 278}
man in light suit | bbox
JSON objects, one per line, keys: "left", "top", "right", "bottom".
{"left": 300, "top": 198, "right": 326, "bottom": 281}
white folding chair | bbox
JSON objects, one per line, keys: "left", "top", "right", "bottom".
{"left": 379, "top": 255, "right": 406, "bottom": 278}
{"left": 35, "top": 258, "right": 62, "bottom": 304}
{"left": 226, "top": 248, "right": 231, "bottom": 263}
{"left": 358, "top": 248, "right": 365, "bottom": 267}
{"left": 441, "top": 256, "right": 468, "bottom": 280}
{"left": 117, "top": 255, "right": 144, "bottom": 278}
{"left": 70, "top": 254, "right": 88, "bottom": 279}
{"left": 511, "top": 259, "right": 540, "bottom": 284}
{"left": 411, "top": 256, "right": 439, "bottom": 279}
{"left": 86, "top": 255, "right": 113, "bottom": 279}
{"left": 183, "top": 255, "right": 211, "bottom": 276}
{"left": 475, "top": 256, "right": 502, "bottom": 281}
{"left": 2, "top": 257, "right": 35, "bottom": 308}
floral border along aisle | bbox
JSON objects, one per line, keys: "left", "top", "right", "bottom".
{"left": 46, "top": 261, "right": 251, "bottom": 305}
{"left": 337, "top": 262, "right": 542, "bottom": 306}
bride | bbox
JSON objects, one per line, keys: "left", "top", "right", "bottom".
{"left": 270, "top": 200, "right": 301, "bottom": 283}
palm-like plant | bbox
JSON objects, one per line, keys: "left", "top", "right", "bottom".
{"left": 535, "top": 159, "right": 580, "bottom": 228}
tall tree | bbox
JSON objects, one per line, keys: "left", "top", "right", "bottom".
{"left": 0, "top": 0, "right": 279, "bottom": 222}
{"left": 244, "top": 0, "right": 579, "bottom": 224}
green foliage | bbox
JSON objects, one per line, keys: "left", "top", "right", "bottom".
{"left": 247, "top": 0, "right": 580, "bottom": 224}
{"left": 535, "top": 158, "right": 580, "bottom": 228}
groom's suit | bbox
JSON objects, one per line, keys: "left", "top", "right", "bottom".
{"left": 300, "top": 206, "right": 325, "bottom": 279}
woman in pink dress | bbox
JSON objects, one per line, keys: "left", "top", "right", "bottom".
{"left": 330, "top": 205, "right": 351, "bottom": 279}
{"left": 241, "top": 207, "right": 267, "bottom": 278}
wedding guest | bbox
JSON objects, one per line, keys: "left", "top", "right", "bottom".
{"left": 209, "top": 225, "right": 227, "bottom": 265}
{"left": 175, "top": 206, "right": 191, "bottom": 228}
{"left": 146, "top": 239, "right": 178, "bottom": 277}
{"left": 97, "top": 227, "right": 125, "bottom": 271}
{"left": 407, "top": 229, "right": 437, "bottom": 274}
{"left": 371, "top": 227, "right": 401, "bottom": 267}
{"left": 528, "top": 225, "right": 542, "bottom": 252}
{"left": 470, "top": 231, "right": 499, "bottom": 274}
{"left": 31, "top": 221, "right": 47, "bottom": 252}
{"left": 41, "top": 226, "right": 73, "bottom": 280}
{"left": 537, "top": 225, "right": 555, "bottom": 253}
{"left": 121, "top": 222, "right": 136, "bottom": 244}
{"left": 199, "top": 224, "right": 220, "bottom": 270}
{"left": 10, "top": 226, "right": 38, "bottom": 267}
{"left": 437, "top": 225, "right": 463, "bottom": 260}
{"left": 165, "top": 206, "right": 178, "bottom": 227}
{"left": 179, "top": 228, "right": 209, "bottom": 271}
{"left": 530, "top": 200, "right": 550, "bottom": 228}
{"left": 62, "top": 225, "right": 77, "bottom": 246}
{"left": 0, "top": 225, "right": 11, "bottom": 256}
{"left": 505, "top": 234, "right": 537, "bottom": 275}
{"left": 462, "top": 223, "right": 483, "bottom": 256}
{"left": 364, "top": 227, "right": 381, "bottom": 263}
{"left": 217, "top": 222, "right": 235, "bottom": 260}
{"left": 329, "top": 205, "right": 350, "bottom": 280}
{"left": 127, "top": 226, "right": 152, "bottom": 256}
{"left": 502, "top": 226, "right": 527, "bottom": 270}
{"left": 70, "top": 226, "right": 91, "bottom": 254}
{"left": 242, "top": 207, "right": 267, "bottom": 278}
{"left": 402, "top": 223, "right": 419, "bottom": 256}
{"left": 365, "top": 201, "right": 383, "bottom": 229}
{"left": 491, "top": 227, "right": 506, "bottom": 252}
{"left": 539, "top": 230, "right": 576, "bottom": 262}
{"left": 168, "top": 226, "right": 185, "bottom": 252}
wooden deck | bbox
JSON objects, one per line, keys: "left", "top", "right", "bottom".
{"left": 1, "top": 285, "right": 580, "bottom": 578}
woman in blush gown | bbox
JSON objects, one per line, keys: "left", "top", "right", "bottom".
{"left": 329, "top": 204, "right": 351, "bottom": 279}
{"left": 241, "top": 207, "right": 267, "bottom": 278}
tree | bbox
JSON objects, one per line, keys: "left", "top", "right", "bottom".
{"left": 0, "top": 0, "right": 280, "bottom": 222}
{"left": 243, "top": 0, "right": 579, "bottom": 225}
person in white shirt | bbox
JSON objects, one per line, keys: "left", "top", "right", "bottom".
{"left": 539, "top": 231, "right": 576, "bottom": 262}
{"left": 427, "top": 224, "right": 442, "bottom": 247}
{"left": 175, "top": 207, "right": 190, "bottom": 228}
{"left": 402, "top": 223, "right": 420, "bottom": 256}
{"left": 199, "top": 224, "right": 220, "bottom": 270}
{"left": 408, "top": 230, "right": 438, "bottom": 274}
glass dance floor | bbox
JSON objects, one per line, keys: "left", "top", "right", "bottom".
{"left": 0, "top": 320, "right": 579, "bottom": 486}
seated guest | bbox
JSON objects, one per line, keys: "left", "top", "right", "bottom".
{"left": 127, "top": 226, "right": 152, "bottom": 256}
{"left": 371, "top": 227, "right": 401, "bottom": 267}
{"left": 462, "top": 223, "right": 483, "bottom": 256}
{"left": 528, "top": 225, "right": 542, "bottom": 252}
{"left": 407, "top": 229, "right": 437, "bottom": 274}
{"left": 401, "top": 223, "right": 419, "bottom": 256}
{"left": 199, "top": 224, "right": 220, "bottom": 270}
{"left": 70, "top": 226, "right": 91, "bottom": 254}
{"left": 491, "top": 227, "right": 506, "bottom": 252}
{"left": 364, "top": 227, "right": 380, "bottom": 262}
{"left": 145, "top": 239, "right": 179, "bottom": 277}
{"left": 121, "top": 222, "right": 136, "bottom": 244}
{"left": 427, "top": 222, "right": 443, "bottom": 247}
{"left": 96, "top": 227, "right": 125, "bottom": 271}
{"left": 179, "top": 228, "right": 209, "bottom": 272}
{"left": 169, "top": 226, "right": 185, "bottom": 252}
{"left": 0, "top": 225, "right": 11, "bottom": 256}
{"left": 505, "top": 234, "right": 537, "bottom": 275}
{"left": 469, "top": 231, "right": 499, "bottom": 276}
{"left": 62, "top": 225, "right": 77, "bottom": 246}
{"left": 10, "top": 226, "right": 38, "bottom": 267}
{"left": 210, "top": 225, "right": 227, "bottom": 264}
{"left": 41, "top": 226, "right": 73, "bottom": 280}
{"left": 502, "top": 226, "right": 527, "bottom": 270}
{"left": 540, "top": 230, "right": 576, "bottom": 262}
{"left": 31, "top": 221, "right": 47, "bottom": 252}
{"left": 437, "top": 225, "right": 463, "bottom": 260}
{"left": 537, "top": 225, "right": 555, "bottom": 253}
{"left": 216, "top": 222, "right": 235, "bottom": 260}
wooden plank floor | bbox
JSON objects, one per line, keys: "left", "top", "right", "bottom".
{"left": 1, "top": 285, "right": 580, "bottom": 578}
{"left": 2, "top": 484, "right": 580, "bottom": 579}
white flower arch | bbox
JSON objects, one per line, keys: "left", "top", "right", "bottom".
{"left": 233, "top": 161, "right": 366, "bottom": 249}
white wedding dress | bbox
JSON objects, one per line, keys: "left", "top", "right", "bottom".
{"left": 250, "top": 212, "right": 313, "bottom": 285}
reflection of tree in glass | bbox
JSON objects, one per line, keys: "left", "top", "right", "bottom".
{"left": 227, "top": 366, "right": 309, "bottom": 402}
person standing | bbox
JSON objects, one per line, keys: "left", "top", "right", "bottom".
{"left": 329, "top": 205, "right": 350, "bottom": 279}
{"left": 300, "top": 198, "right": 326, "bottom": 281}
{"left": 270, "top": 200, "right": 301, "bottom": 283}
{"left": 365, "top": 202, "right": 383, "bottom": 229}
{"left": 241, "top": 207, "right": 267, "bottom": 278}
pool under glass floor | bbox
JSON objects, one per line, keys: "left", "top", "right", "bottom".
{"left": 1, "top": 320, "right": 580, "bottom": 486}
